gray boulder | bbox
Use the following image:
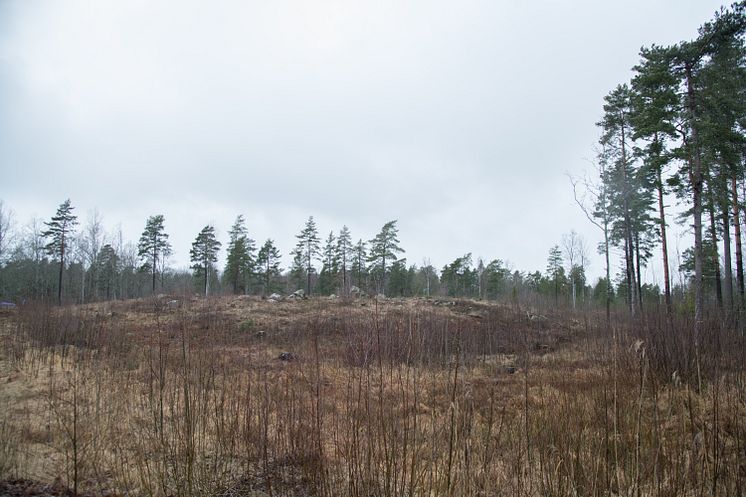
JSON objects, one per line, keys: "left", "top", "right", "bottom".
{"left": 288, "top": 289, "right": 306, "bottom": 300}
{"left": 278, "top": 351, "right": 296, "bottom": 361}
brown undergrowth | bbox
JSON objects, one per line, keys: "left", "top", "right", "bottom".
{"left": 0, "top": 297, "right": 744, "bottom": 496}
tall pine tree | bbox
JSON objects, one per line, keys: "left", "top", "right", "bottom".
{"left": 352, "top": 239, "right": 367, "bottom": 291}
{"left": 43, "top": 199, "right": 78, "bottom": 305}
{"left": 137, "top": 215, "right": 171, "bottom": 293}
{"left": 318, "top": 231, "right": 338, "bottom": 295}
{"left": 367, "top": 220, "right": 404, "bottom": 296}
{"left": 224, "top": 215, "right": 256, "bottom": 294}
{"left": 190, "top": 225, "right": 221, "bottom": 296}
{"left": 293, "top": 216, "right": 321, "bottom": 295}
{"left": 256, "top": 239, "right": 282, "bottom": 295}
{"left": 630, "top": 44, "right": 679, "bottom": 314}
{"left": 336, "top": 225, "right": 353, "bottom": 295}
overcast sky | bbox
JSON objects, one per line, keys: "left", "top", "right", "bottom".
{"left": 0, "top": 0, "right": 726, "bottom": 281}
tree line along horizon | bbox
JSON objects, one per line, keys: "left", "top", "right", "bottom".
{"left": 0, "top": 194, "right": 705, "bottom": 308}
{"left": 0, "top": 198, "right": 605, "bottom": 305}
{"left": 0, "top": 3, "right": 744, "bottom": 314}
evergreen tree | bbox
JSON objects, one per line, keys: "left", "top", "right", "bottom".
{"left": 598, "top": 84, "right": 655, "bottom": 314}
{"left": 190, "top": 225, "right": 221, "bottom": 296}
{"left": 352, "top": 239, "right": 367, "bottom": 291}
{"left": 680, "top": 236, "right": 720, "bottom": 296}
{"left": 293, "top": 216, "right": 321, "bottom": 295}
{"left": 288, "top": 249, "right": 306, "bottom": 292}
{"left": 593, "top": 277, "right": 615, "bottom": 304}
{"left": 525, "top": 270, "right": 544, "bottom": 293}
{"left": 387, "top": 258, "right": 410, "bottom": 296}
{"left": 137, "top": 214, "right": 172, "bottom": 293}
{"left": 318, "top": 231, "right": 338, "bottom": 295}
{"left": 476, "top": 258, "right": 486, "bottom": 299}
{"left": 697, "top": 28, "right": 746, "bottom": 309}
{"left": 336, "top": 225, "right": 353, "bottom": 295}
{"left": 94, "top": 243, "right": 119, "bottom": 300}
{"left": 256, "top": 239, "right": 282, "bottom": 295}
{"left": 666, "top": 5, "right": 746, "bottom": 327}
{"left": 630, "top": 44, "right": 679, "bottom": 314}
{"left": 224, "top": 215, "right": 256, "bottom": 294}
{"left": 43, "top": 199, "right": 78, "bottom": 305}
{"left": 367, "top": 220, "right": 404, "bottom": 295}
{"left": 546, "top": 245, "right": 565, "bottom": 304}
{"left": 484, "top": 259, "right": 511, "bottom": 299}
{"left": 441, "top": 253, "right": 475, "bottom": 297}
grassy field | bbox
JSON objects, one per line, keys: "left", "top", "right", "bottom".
{"left": 0, "top": 295, "right": 744, "bottom": 496}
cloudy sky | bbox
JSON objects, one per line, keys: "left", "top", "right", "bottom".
{"left": 0, "top": 0, "right": 726, "bottom": 280}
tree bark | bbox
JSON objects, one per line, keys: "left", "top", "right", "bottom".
{"left": 721, "top": 189, "right": 733, "bottom": 310}
{"left": 624, "top": 238, "right": 634, "bottom": 313}
{"left": 657, "top": 168, "right": 673, "bottom": 314}
{"left": 204, "top": 262, "right": 209, "bottom": 296}
{"left": 604, "top": 222, "right": 611, "bottom": 325}
{"left": 620, "top": 112, "right": 637, "bottom": 315}
{"left": 57, "top": 252, "right": 64, "bottom": 306}
{"left": 685, "top": 63, "right": 704, "bottom": 336}
{"left": 708, "top": 193, "right": 722, "bottom": 307}
{"left": 635, "top": 231, "right": 643, "bottom": 309}
{"left": 152, "top": 245, "right": 157, "bottom": 293}
{"left": 306, "top": 240, "right": 312, "bottom": 296}
{"left": 732, "top": 175, "right": 744, "bottom": 299}
{"left": 341, "top": 253, "right": 347, "bottom": 296}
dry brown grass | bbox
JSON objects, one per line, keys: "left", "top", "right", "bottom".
{"left": 0, "top": 296, "right": 744, "bottom": 497}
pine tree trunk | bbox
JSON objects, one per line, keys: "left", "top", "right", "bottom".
{"left": 721, "top": 191, "right": 733, "bottom": 310}
{"left": 624, "top": 238, "right": 633, "bottom": 314}
{"left": 732, "top": 175, "right": 744, "bottom": 298}
{"left": 152, "top": 247, "right": 157, "bottom": 294}
{"left": 685, "top": 63, "right": 704, "bottom": 336}
{"left": 635, "top": 231, "right": 643, "bottom": 309}
{"left": 382, "top": 254, "right": 386, "bottom": 296}
{"left": 57, "top": 256, "right": 64, "bottom": 306}
{"left": 657, "top": 168, "right": 673, "bottom": 314}
{"left": 342, "top": 259, "right": 347, "bottom": 296}
{"left": 604, "top": 223, "right": 611, "bottom": 325}
{"left": 708, "top": 194, "right": 722, "bottom": 307}
{"left": 58, "top": 233, "right": 65, "bottom": 305}
{"left": 620, "top": 116, "right": 637, "bottom": 315}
